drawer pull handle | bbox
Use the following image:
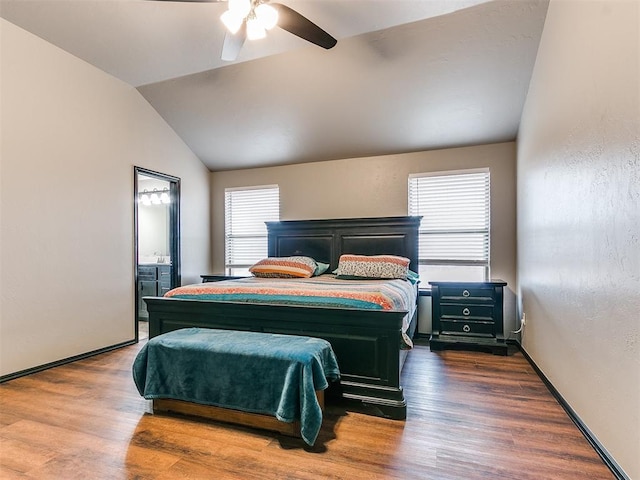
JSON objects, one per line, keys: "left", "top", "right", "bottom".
{"left": 462, "top": 308, "right": 471, "bottom": 316}
{"left": 463, "top": 324, "right": 471, "bottom": 333}
{"left": 462, "top": 290, "right": 470, "bottom": 297}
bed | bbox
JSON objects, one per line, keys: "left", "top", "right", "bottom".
{"left": 144, "top": 216, "right": 421, "bottom": 420}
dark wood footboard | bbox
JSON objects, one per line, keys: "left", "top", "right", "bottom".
{"left": 145, "top": 216, "right": 421, "bottom": 420}
{"left": 145, "top": 296, "right": 411, "bottom": 419}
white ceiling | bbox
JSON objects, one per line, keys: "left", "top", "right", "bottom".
{"left": 1, "top": 0, "right": 549, "bottom": 171}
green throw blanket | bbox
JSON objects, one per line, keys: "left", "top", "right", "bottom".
{"left": 132, "top": 328, "right": 340, "bottom": 446}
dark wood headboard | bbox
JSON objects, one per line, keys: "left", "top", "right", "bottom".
{"left": 266, "top": 216, "right": 421, "bottom": 272}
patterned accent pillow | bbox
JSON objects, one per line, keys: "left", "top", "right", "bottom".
{"left": 335, "top": 254, "right": 411, "bottom": 280}
{"left": 249, "top": 256, "right": 318, "bottom": 278}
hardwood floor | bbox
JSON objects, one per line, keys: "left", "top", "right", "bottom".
{"left": 0, "top": 336, "right": 613, "bottom": 479}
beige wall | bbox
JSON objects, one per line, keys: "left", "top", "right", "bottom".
{"left": 0, "top": 20, "right": 211, "bottom": 376}
{"left": 517, "top": 1, "right": 639, "bottom": 477}
{"left": 211, "top": 142, "right": 517, "bottom": 333}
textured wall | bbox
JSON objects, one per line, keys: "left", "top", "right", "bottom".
{"left": 0, "top": 20, "right": 211, "bottom": 376}
{"left": 517, "top": 1, "right": 639, "bottom": 477}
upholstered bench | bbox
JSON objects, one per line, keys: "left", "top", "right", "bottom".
{"left": 132, "top": 327, "right": 340, "bottom": 446}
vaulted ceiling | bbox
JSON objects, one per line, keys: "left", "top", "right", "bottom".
{"left": 1, "top": 0, "right": 549, "bottom": 171}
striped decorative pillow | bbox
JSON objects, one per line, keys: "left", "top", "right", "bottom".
{"left": 335, "top": 254, "right": 410, "bottom": 280}
{"left": 249, "top": 256, "right": 318, "bottom": 278}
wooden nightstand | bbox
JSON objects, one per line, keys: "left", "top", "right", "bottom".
{"left": 429, "top": 280, "right": 508, "bottom": 355}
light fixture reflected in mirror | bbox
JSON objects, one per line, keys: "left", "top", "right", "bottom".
{"left": 138, "top": 188, "right": 170, "bottom": 205}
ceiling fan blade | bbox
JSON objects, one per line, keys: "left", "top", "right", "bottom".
{"left": 271, "top": 3, "right": 337, "bottom": 50}
{"left": 221, "top": 22, "right": 247, "bottom": 61}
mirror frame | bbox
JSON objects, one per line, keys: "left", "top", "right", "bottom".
{"left": 134, "top": 166, "right": 181, "bottom": 342}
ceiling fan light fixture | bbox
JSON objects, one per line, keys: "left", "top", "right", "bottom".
{"left": 228, "top": 0, "right": 251, "bottom": 18}
{"left": 255, "top": 3, "right": 278, "bottom": 30}
{"left": 216, "top": 0, "right": 337, "bottom": 60}
{"left": 246, "top": 15, "right": 266, "bottom": 40}
{"left": 220, "top": 10, "right": 244, "bottom": 34}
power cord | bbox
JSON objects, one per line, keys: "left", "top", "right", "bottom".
{"left": 511, "top": 313, "right": 526, "bottom": 334}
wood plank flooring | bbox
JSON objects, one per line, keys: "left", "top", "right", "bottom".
{"left": 0, "top": 333, "right": 613, "bottom": 479}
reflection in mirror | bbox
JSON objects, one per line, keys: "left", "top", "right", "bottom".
{"left": 134, "top": 167, "right": 180, "bottom": 343}
{"left": 137, "top": 174, "right": 171, "bottom": 265}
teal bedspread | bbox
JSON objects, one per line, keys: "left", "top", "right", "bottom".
{"left": 132, "top": 328, "right": 340, "bottom": 446}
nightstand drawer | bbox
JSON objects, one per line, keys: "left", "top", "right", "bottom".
{"left": 439, "top": 286, "right": 494, "bottom": 302}
{"left": 441, "top": 304, "right": 494, "bottom": 320}
{"left": 440, "top": 319, "right": 494, "bottom": 336}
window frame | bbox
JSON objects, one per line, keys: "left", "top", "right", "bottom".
{"left": 224, "top": 184, "right": 280, "bottom": 276}
{"left": 408, "top": 168, "right": 491, "bottom": 283}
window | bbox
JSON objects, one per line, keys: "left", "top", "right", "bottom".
{"left": 225, "top": 185, "right": 280, "bottom": 276}
{"left": 408, "top": 169, "right": 490, "bottom": 284}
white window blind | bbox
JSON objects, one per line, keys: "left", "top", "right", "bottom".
{"left": 225, "top": 185, "right": 279, "bottom": 275}
{"left": 408, "top": 169, "right": 490, "bottom": 282}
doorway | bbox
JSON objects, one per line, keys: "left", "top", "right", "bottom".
{"left": 134, "top": 167, "right": 180, "bottom": 341}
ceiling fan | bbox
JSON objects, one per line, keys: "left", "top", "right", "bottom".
{"left": 151, "top": 0, "right": 337, "bottom": 61}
